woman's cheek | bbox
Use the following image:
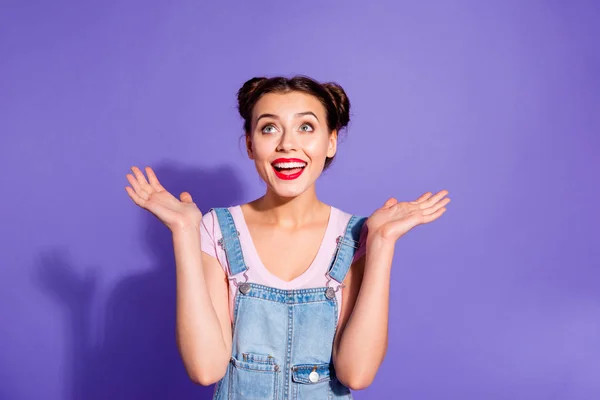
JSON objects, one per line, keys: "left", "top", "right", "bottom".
{"left": 251, "top": 138, "right": 276, "bottom": 162}
{"left": 301, "top": 136, "right": 329, "bottom": 159}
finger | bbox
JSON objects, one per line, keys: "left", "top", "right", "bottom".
{"left": 419, "top": 190, "right": 449, "bottom": 209}
{"left": 145, "top": 167, "right": 165, "bottom": 192}
{"left": 125, "top": 186, "right": 147, "bottom": 207}
{"left": 422, "top": 197, "right": 451, "bottom": 215}
{"left": 423, "top": 207, "right": 447, "bottom": 223}
{"left": 180, "top": 192, "right": 193, "bottom": 203}
{"left": 126, "top": 173, "right": 141, "bottom": 191}
{"left": 382, "top": 197, "right": 398, "bottom": 209}
{"left": 131, "top": 166, "right": 152, "bottom": 191}
{"left": 126, "top": 174, "right": 151, "bottom": 200}
{"left": 414, "top": 192, "right": 433, "bottom": 204}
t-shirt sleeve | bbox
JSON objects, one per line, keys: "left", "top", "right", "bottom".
{"left": 352, "top": 220, "right": 368, "bottom": 263}
{"left": 200, "top": 210, "right": 220, "bottom": 260}
{"left": 200, "top": 210, "right": 231, "bottom": 275}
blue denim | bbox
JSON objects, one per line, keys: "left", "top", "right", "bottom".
{"left": 210, "top": 208, "right": 366, "bottom": 400}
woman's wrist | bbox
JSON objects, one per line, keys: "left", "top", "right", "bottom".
{"left": 170, "top": 218, "right": 202, "bottom": 235}
{"left": 366, "top": 233, "right": 396, "bottom": 254}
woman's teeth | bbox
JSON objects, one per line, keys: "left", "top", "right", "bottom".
{"left": 273, "top": 162, "right": 306, "bottom": 171}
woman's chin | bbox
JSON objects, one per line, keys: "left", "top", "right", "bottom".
{"left": 271, "top": 186, "right": 306, "bottom": 199}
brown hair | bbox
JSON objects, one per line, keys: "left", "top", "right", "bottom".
{"left": 237, "top": 75, "right": 351, "bottom": 170}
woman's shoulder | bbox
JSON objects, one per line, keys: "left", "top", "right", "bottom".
{"left": 328, "top": 206, "right": 368, "bottom": 260}
{"left": 201, "top": 204, "right": 243, "bottom": 219}
{"left": 329, "top": 205, "right": 367, "bottom": 222}
{"left": 200, "top": 204, "right": 246, "bottom": 234}
{"left": 328, "top": 205, "right": 367, "bottom": 234}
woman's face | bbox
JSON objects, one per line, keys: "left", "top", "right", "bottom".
{"left": 247, "top": 91, "right": 337, "bottom": 199}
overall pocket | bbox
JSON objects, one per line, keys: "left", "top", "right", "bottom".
{"left": 228, "top": 352, "right": 280, "bottom": 400}
{"left": 291, "top": 363, "right": 334, "bottom": 399}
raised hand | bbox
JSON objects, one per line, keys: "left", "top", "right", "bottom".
{"left": 125, "top": 166, "right": 202, "bottom": 231}
{"left": 366, "top": 190, "right": 450, "bottom": 244}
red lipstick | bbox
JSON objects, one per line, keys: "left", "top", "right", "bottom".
{"left": 271, "top": 158, "right": 307, "bottom": 181}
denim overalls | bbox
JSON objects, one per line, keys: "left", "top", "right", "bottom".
{"left": 210, "top": 208, "right": 366, "bottom": 400}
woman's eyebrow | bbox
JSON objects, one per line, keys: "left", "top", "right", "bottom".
{"left": 256, "top": 111, "right": 319, "bottom": 124}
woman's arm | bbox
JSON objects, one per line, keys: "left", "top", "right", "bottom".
{"left": 333, "top": 191, "right": 450, "bottom": 390}
{"left": 173, "top": 226, "right": 232, "bottom": 386}
{"left": 332, "top": 238, "right": 394, "bottom": 390}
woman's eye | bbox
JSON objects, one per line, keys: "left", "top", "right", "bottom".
{"left": 299, "top": 124, "right": 313, "bottom": 132}
{"left": 262, "top": 124, "right": 277, "bottom": 134}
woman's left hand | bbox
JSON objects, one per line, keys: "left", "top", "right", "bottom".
{"left": 366, "top": 190, "right": 450, "bottom": 244}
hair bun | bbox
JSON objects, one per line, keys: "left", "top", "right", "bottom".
{"left": 323, "top": 82, "right": 350, "bottom": 130}
{"left": 237, "top": 77, "right": 268, "bottom": 119}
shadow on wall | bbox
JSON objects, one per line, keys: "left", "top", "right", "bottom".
{"left": 0, "top": 386, "right": 10, "bottom": 400}
{"left": 35, "top": 162, "right": 245, "bottom": 400}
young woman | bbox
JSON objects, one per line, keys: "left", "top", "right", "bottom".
{"left": 125, "top": 76, "right": 450, "bottom": 399}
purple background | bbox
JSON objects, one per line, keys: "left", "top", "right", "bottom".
{"left": 1, "top": 1, "right": 599, "bottom": 399}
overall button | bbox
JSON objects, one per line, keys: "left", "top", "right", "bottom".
{"left": 238, "top": 283, "right": 251, "bottom": 295}
{"left": 325, "top": 287, "right": 336, "bottom": 300}
{"left": 309, "top": 370, "right": 319, "bottom": 383}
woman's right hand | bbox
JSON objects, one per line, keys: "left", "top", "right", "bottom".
{"left": 125, "top": 166, "right": 202, "bottom": 232}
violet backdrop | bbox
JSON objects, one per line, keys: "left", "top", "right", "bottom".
{"left": 1, "top": 1, "right": 599, "bottom": 399}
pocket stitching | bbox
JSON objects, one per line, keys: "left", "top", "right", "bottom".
{"left": 241, "top": 352, "right": 277, "bottom": 365}
{"left": 231, "top": 356, "right": 280, "bottom": 373}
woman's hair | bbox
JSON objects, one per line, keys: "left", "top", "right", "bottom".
{"left": 237, "top": 75, "right": 351, "bottom": 170}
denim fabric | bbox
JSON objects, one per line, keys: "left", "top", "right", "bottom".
{"left": 211, "top": 208, "right": 366, "bottom": 400}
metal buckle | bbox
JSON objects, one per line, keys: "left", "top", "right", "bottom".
{"left": 324, "top": 275, "right": 344, "bottom": 300}
{"left": 217, "top": 231, "right": 241, "bottom": 249}
{"left": 228, "top": 271, "right": 251, "bottom": 295}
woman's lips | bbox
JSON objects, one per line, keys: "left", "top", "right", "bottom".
{"left": 271, "top": 158, "right": 307, "bottom": 181}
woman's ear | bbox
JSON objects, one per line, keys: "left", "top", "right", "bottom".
{"left": 246, "top": 135, "right": 254, "bottom": 159}
{"left": 327, "top": 130, "right": 338, "bottom": 158}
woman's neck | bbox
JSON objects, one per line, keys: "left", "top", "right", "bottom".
{"left": 249, "top": 186, "right": 328, "bottom": 228}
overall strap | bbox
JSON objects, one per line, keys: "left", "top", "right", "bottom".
{"left": 327, "top": 215, "right": 367, "bottom": 284}
{"left": 211, "top": 208, "right": 248, "bottom": 276}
